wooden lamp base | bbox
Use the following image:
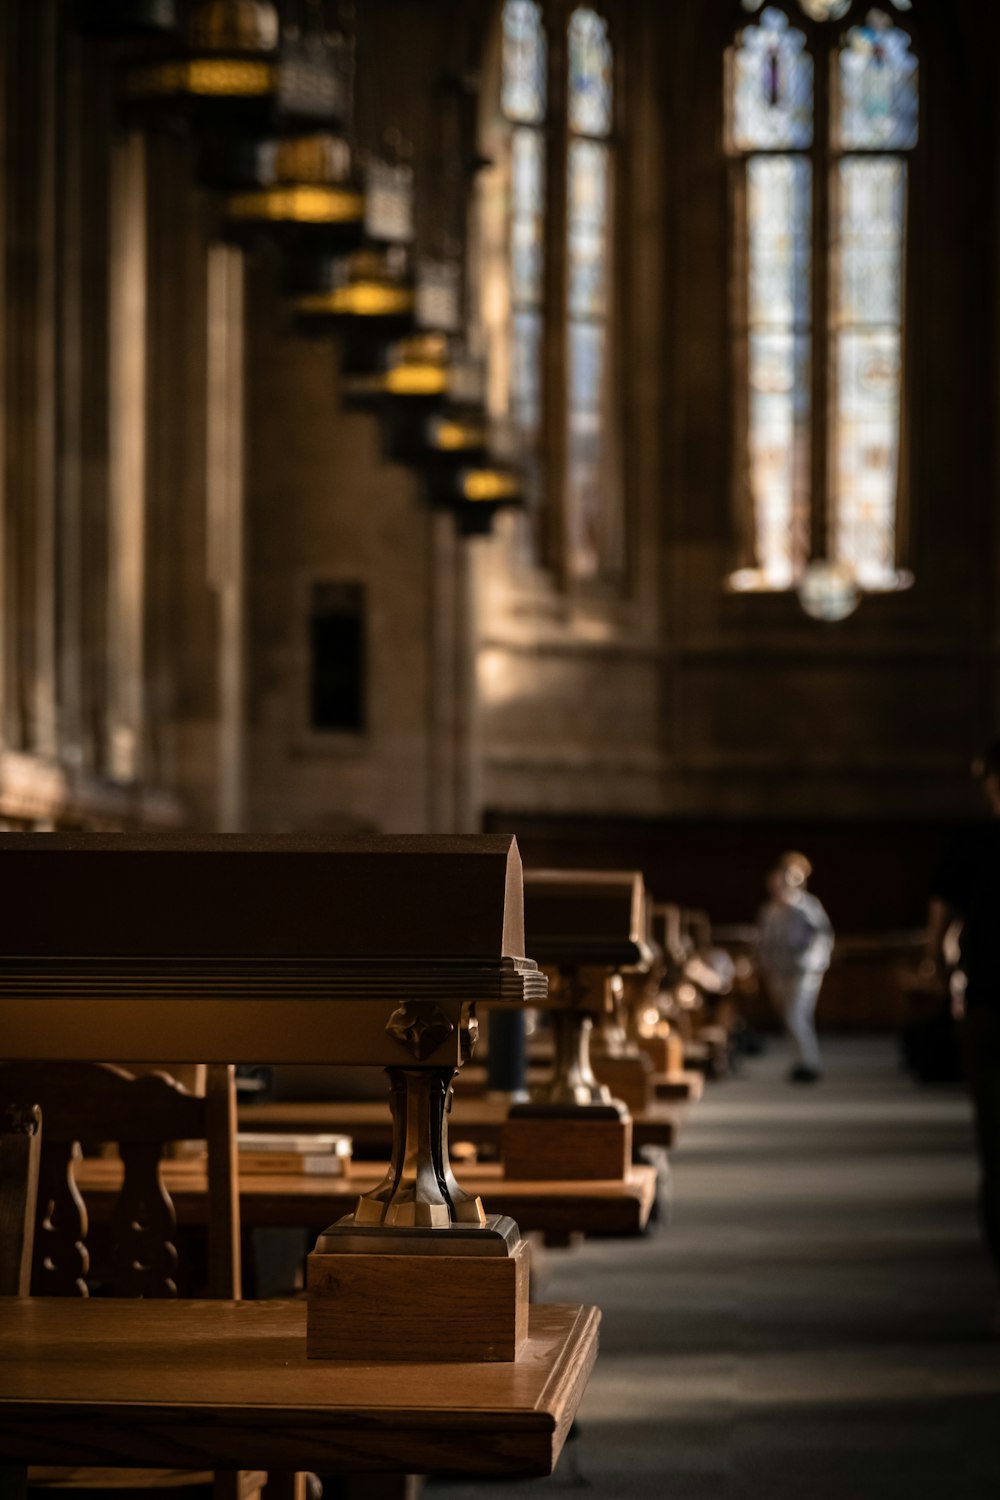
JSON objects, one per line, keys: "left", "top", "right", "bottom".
{"left": 307, "top": 1214, "right": 529, "bottom": 1362}
{"left": 503, "top": 1101, "right": 632, "bottom": 1181}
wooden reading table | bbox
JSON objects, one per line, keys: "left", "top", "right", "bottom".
{"left": 0, "top": 1298, "right": 598, "bottom": 1478}
{"left": 73, "top": 1155, "right": 659, "bottom": 1239}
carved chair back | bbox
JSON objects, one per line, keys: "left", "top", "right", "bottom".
{"left": 0, "top": 1062, "right": 240, "bottom": 1299}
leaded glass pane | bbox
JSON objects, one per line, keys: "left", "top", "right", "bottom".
{"left": 567, "top": 322, "right": 608, "bottom": 579}
{"left": 511, "top": 309, "right": 543, "bottom": 436}
{"left": 568, "top": 139, "right": 609, "bottom": 318}
{"left": 568, "top": 8, "right": 612, "bottom": 138}
{"left": 832, "top": 157, "right": 905, "bottom": 587}
{"left": 511, "top": 128, "right": 545, "bottom": 306}
{"left": 838, "top": 11, "right": 917, "bottom": 150}
{"left": 746, "top": 156, "right": 811, "bottom": 588}
{"left": 566, "top": 129, "right": 615, "bottom": 581}
{"left": 502, "top": 0, "right": 547, "bottom": 125}
{"left": 730, "top": 7, "right": 813, "bottom": 152}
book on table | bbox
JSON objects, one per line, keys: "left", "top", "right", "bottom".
{"left": 237, "top": 1132, "right": 353, "bottom": 1176}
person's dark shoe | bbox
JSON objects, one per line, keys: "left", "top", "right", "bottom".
{"left": 788, "top": 1065, "right": 822, "bottom": 1083}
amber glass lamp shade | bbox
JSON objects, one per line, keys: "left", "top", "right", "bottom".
{"left": 381, "top": 334, "right": 452, "bottom": 400}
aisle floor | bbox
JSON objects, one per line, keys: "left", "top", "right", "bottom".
{"left": 427, "top": 1035, "right": 1000, "bottom": 1500}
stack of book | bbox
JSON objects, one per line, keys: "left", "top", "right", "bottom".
{"left": 237, "top": 1132, "right": 352, "bottom": 1176}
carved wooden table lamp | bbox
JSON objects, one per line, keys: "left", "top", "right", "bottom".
{"left": 503, "top": 869, "right": 652, "bottom": 1181}
{"left": 0, "top": 834, "right": 546, "bottom": 1362}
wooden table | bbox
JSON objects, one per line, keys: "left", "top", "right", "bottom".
{"left": 73, "top": 1158, "right": 659, "bottom": 1239}
{"left": 0, "top": 1299, "right": 599, "bottom": 1478}
{"left": 239, "top": 1098, "right": 683, "bottom": 1153}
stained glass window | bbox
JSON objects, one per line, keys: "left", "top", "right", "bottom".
{"left": 502, "top": 0, "right": 547, "bottom": 125}
{"left": 486, "top": 3, "right": 621, "bottom": 581}
{"left": 838, "top": 10, "right": 917, "bottom": 150}
{"left": 730, "top": 7, "right": 813, "bottom": 152}
{"left": 727, "top": 4, "right": 918, "bottom": 598}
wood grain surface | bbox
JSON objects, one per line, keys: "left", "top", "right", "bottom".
{"left": 502, "top": 1117, "right": 632, "bottom": 1183}
{"left": 306, "top": 1239, "right": 529, "bottom": 1362}
{"left": 0, "top": 1299, "right": 600, "bottom": 1476}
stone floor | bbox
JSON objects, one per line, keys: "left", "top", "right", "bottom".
{"left": 426, "top": 1035, "right": 1000, "bottom": 1500}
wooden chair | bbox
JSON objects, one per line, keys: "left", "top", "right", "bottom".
{"left": 0, "top": 1061, "right": 263, "bottom": 1500}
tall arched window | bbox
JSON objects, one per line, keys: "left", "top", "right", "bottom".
{"left": 487, "top": 0, "right": 622, "bottom": 586}
{"left": 727, "top": 1, "right": 918, "bottom": 595}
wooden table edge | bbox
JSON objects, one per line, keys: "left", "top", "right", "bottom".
{"left": 0, "top": 1303, "right": 601, "bottom": 1477}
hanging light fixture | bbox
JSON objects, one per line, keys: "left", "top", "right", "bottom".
{"left": 292, "top": 246, "right": 415, "bottom": 332}
{"left": 123, "top": 0, "right": 347, "bottom": 142}
{"left": 124, "top": 0, "right": 279, "bottom": 117}
{"left": 428, "top": 462, "right": 526, "bottom": 538}
{"left": 223, "top": 130, "right": 364, "bottom": 245}
{"left": 385, "top": 401, "right": 487, "bottom": 466}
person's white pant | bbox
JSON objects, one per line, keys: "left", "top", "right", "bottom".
{"left": 766, "top": 969, "right": 824, "bottom": 1071}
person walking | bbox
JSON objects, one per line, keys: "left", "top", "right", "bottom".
{"left": 756, "top": 851, "right": 833, "bottom": 1083}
